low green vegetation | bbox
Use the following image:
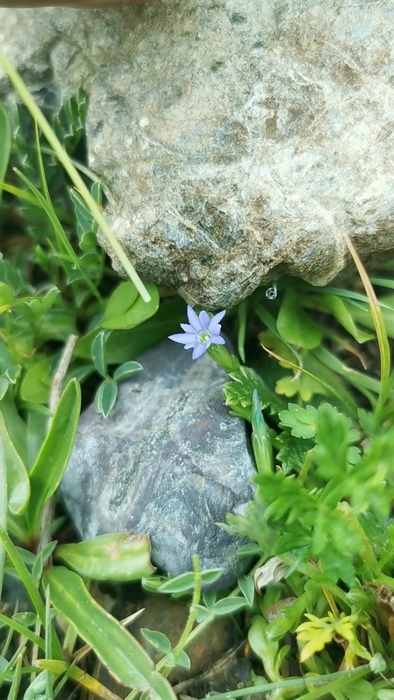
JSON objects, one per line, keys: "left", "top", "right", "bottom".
{"left": 1, "top": 63, "right": 394, "bottom": 700}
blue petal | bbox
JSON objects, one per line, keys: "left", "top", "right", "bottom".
{"left": 199, "top": 310, "right": 210, "bottom": 329}
{"left": 187, "top": 305, "right": 202, "bottom": 332}
{"left": 181, "top": 323, "right": 196, "bottom": 333}
{"left": 169, "top": 333, "right": 197, "bottom": 344}
{"left": 208, "top": 310, "right": 226, "bottom": 332}
{"left": 209, "top": 324, "right": 221, "bottom": 336}
{"left": 192, "top": 342, "right": 207, "bottom": 359}
{"left": 211, "top": 335, "right": 225, "bottom": 345}
{"left": 184, "top": 342, "right": 196, "bottom": 350}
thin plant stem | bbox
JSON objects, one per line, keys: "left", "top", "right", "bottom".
{"left": 0, "top": 45, "right": 151, "bottom": 303}
{"left": 207, "top": 662, "right": 371, "bottom": 700}
{"left": 0, "top": 438, "right": 6, "bottom": 601}
{"left": 161, "top": 554, "right": 201, "bottom": 677}
{"left": 343, "top": 231, "right": 391, "bottom": 415}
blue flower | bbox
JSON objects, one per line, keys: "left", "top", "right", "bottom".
{"left": 169, "top": 305, "right": 226, "bottom": 360}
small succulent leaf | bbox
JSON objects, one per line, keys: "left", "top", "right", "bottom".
{"left": 113, "top": 361, "right": 143, "bottom": 383}
{"left": 212, "top": 597, "right": 247, "bottom": 616}
{"left": 100, "top": 380, "right": 118, "bottom": 419}
{"left": 158, "top": 572, "right": 196, "bottom": 594}
{"left": 91, "top": 330, "right": 110, "bottom": 378}
{"left": 238, "top": 576, "right": 255, "bottom": 607}
{"left": 141, "top": 629, "right": 172, "bottom": 654}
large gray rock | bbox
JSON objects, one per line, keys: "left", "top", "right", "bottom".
{"left": 1, "top": 1, "right": 394, "bottom": 307}
{"left": 61, "top": 340, "right": 256, "bottom": 588}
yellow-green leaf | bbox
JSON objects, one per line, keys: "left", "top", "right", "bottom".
{"left": 0, "top": 104, "right": 11, "bottom": 204}
{"left": 55, "top": 533, "right": 155, "bottom": 582}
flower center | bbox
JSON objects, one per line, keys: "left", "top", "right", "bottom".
{"left": 197, "top": 330, "right": 211, "bottom": 344}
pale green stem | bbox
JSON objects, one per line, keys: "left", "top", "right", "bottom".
{"left": 0, "top": 438, "right": 6, "bottom": 601}
{"left": 0, "top": 45, "right": 151, "bottom": 303}
{"left": 208, "top": 663, "right": 371, "bottom": 700}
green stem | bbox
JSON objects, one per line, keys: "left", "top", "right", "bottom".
{"left": 160, "top": 554, "right": 202, "bottom": 677}
{"left": 206, "top": 663, "right": 371, "bottom": 700}
{"left": 0, "top": 439, "right": 6, "bottom": 601}
{"left": 0, "top": 45, "right": 150, "bottom": 304}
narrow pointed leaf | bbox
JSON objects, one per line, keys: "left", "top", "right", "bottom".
{"left": 44, "top": 567, "right": 176, "bottom": 700}
{"left": 26, "top": 379, "right": 81, "bottom": 535}
{"left": 0, "top": 104, "right": 11, "bottom": 204}
{"left": 0, "top": 413, "right": 30, "bottom": 515}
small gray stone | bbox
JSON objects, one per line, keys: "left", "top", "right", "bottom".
{"left": 2, "top": 1, "right": 394, "bottom": 308}
{"left": 61, "top": 340, "right": 256, "bottom": 589}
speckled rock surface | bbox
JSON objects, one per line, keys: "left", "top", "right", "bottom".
{"left": 61, "top": 340, "right": 256, "bottom": 588}
{"left": 2, "top": 1, "right": 394, "bottom": 307}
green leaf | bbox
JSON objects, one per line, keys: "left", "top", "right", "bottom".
{"left": 302, "top": 294, "right": 374, "bottom": 343}
{"left": 0, "top": 413, "right": 30, "bottom": 515}
{"left": 0, "top": 103, "right": 11, "bottom": 204}
{"left": 55, "top": 533, "right": 155, "bottom": 581}
{"left": 158, "top": 572, "right": 196, "bottom": 594}
{"left": 44, "top": 567, "right": 175, "bottom": 700}
{"left": 0, "top": 378, "right": 8, "bottom": 401}
{"left": 26, "top": 379, "right": 81, "bottom": 536}
{"left": 40, "top": 287, "right": 60, "bottom": 314}
{"left": 279, "top": 404, "right": 319, "bottom": 439}
{"left": 251, "top": 389, "right": 273, "bottom": 474}
{"left": 0, "top": 612, "right": 45, "bottom": 650}
{"left": 20, "top": 357, "right": 53, "bottom": 405}
{"left": 248, "top": 615, "right": 280, "bottom": 682}
{"left": 113, "top": 361, "right": 143, "bottom": 383}
{"left": 176, "top": 651, "right": 191, "bottom": 670}
{"left": 194, "top": 605, "right": 211, "bottom": 623}
{"left": 141, "top": 629, "right": 171, "bottom": 654}
{"left": 277, "top": 292, "right": 322, "bottom": 349}
{"left": 91, "top": 331, "right": 110, "bottom": 378}
{"left": 103, "top": 285, "right": 159, "bottom": 330}
{"left": 237, "top": 300, "right": 247, "bottom": 363}
{"left": 238, "top": 576, "right": 255, "bottom": 607}
{"left": 200, "top": 569, "right": 224, "bottom": 585}
{"left": 0, "top": 283, "right": 13, "bottom": 307}
{"left": 212, "top": 597, "right": 247, "bottom": 616}
{"left": 103, "top": 282, "right": 139, "bottom": 324}
{"left": 276, "top": 432, "right": 314, "bottom": 474}
{"left": 0, "top": 524, "right": 63, "bottom": 659}
{"left": 100, "top": 380, "right": 118, "bottom": 418}
{"left": 237, "top": 543, "right": 262, "bottom": 557}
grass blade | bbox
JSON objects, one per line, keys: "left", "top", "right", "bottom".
{"left": 0, "top": 46, "right": 150, "bottom": 303}
{"left": 343, "top": 233, "right": 391, "bottom": 414}
{"left": 0, "top": 524, "right": 63, "bottom": 659}
{"left": 0, "top": 103, "right": 11, "bottom": 205}
{"left": 36, "top": 660, "right": 123, "bottom": 700}
{"left": 0, "top": 612, "right": 45, "bottom": 651}
{"left": 237, "top": 300, "right": 247, "bottom": 363}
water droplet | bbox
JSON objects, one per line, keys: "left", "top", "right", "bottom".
{"left": 266, "top": 283, "right": 277, "bottom": 300}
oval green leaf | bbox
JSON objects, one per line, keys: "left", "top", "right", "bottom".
{"left": 100, "top": 380, "right": 118, "bottom": 418}
{"left": 0, "top": 413, "right": 30, "bottom": 515}
{"left": 212, "top": 597, "right": 247, "bottom": 616}
{"left": 55, "top": 533, "right": 155, "bottom": 582}
{"left": 113, "top": 361, "right": 143, "bottom": 383}
{"left": 103, "top": 285, "right": 159, "bottom": 330}
{"left": 20, "top": 356, "right": 54, "bottom": 405}
{"left": 103, "top": 282, "right": 139, "bottom": 324}
{"left": 26, "top": 379, "right": 81, "bottom": 536}
{"left": 44, "top": 566, "right": 176, "bottom": 700}
{"left": 91, "top": 331, "right": 110, "bottom": 378}
{"left": 277, "top": 292, "right": 322, "bottom": 349}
